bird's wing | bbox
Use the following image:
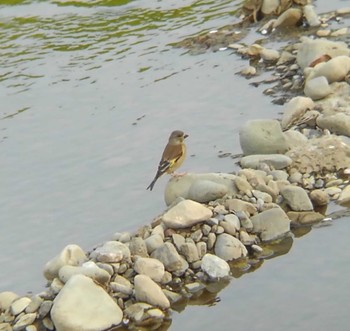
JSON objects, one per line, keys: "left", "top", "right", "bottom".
{"left": 158, "top": 143, "right": 183, "bottom": 173}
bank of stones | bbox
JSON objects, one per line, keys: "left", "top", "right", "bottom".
{"left": 2, "top": 1, "right": 350, "bottom": 331}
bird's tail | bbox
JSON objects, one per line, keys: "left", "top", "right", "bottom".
{"left": 146, "top": 171, "right": 161, "bottom": 190}
{"left": 146, "top": 178, "right": 157, "bottom": 191}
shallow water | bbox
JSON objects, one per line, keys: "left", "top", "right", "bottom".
{"left": 1, "top": 0, "right": 349, "bottom": 329}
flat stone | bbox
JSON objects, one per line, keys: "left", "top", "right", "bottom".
{"left": 201, "top": 254, "right": 230, "bottom": 279}
{"left": 164, "top": 173, "right": 239, "bottom": 206}
{"left": 90, "top": 241, "right": 130, "bottom": 263}
{"left": 13, "top": 313, "right": 36, "bottom": 331}
{"left": 43, "top": 245, "right": 87, "bottom": 281}
{"left": 240, "top": 154, "right": 292, "bottom": 170}
{"left": 162, "top": 199, "right": 212, "bottom": 229}
{"left": 225, "top": 199, "right": 257, "bottom": 216}
{"left": 281, "top": 186, "right": 313, "bottom": 211}
{"left": 134, "top": 275, "right": 170, "bottom": 309}
{"left": 10, "top": 297, "right": 32, "bottom": 316}
{"left": 134, "top": 257, "right": 165, "bottom": 282}
{"left": 58, "top": 261, "right": 111, "bottom": 285}
{"left": 214, "top": 233, "right": 248, "bottom": 261}
{"left": 51, "top": 274, "right": 122, "bottom": 331}
{"left": 251, "top": 206, "right": 290, "bottom": 241}
{"left": 288, "top": 211, "right": 325, "bottom": 225}
{"left": 110, "top": 275, "right": 133, "bottom": 296}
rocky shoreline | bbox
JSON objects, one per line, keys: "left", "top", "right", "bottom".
{"left": 1, "top": 1, "right": 350, "bottom": 331}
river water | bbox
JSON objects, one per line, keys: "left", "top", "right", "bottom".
{"left": 1, "top": 0, "right": 349, "bottom": 330}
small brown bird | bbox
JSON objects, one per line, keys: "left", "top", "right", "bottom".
{"left": 147, "top": 130, "right": 188, "bottom": 191}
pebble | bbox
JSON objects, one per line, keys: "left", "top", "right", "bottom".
{"left": 172, "top": 233, "right": 186, "bottom": 251}
{"left": 10, "top": 297, "right": 32, "bottom": 316}
{"left": 0, "top": 292, "right": 19, "bottom": 311}
{"left": 180, "top": 243, "right": 200, "bottom": 263}
{"left": 207, "top": 232, "right": 216, "bottom": 250}
{"left": 310, "top": 189, "right": 329, "bottom": 206}
{"left": 196, "top": 242, "right": 207, "bottom": 259}
{"left": 43, "top": 244, "right": 88, "bottom": 281}
{"left": 162, "top": 199, "right": 213, "bottom": 229}
{"left": 129, "top": 237, "right": 148, "bottom": 258}
{"left": 151, "top": 242, "right": 188, "bottom": 274}
{"left": 134, "top": 257, "right": 165, "bottom": 282}
{"left": 338, "top": 185, "right": 350, "bottom": 204}
{"left": 110, "top": 275, "right": 133, "bottom": 296}
{"left": 225, "top": 199, "right": 257, "bottom": 216}
{"left": 251, "top": 206, "right": 290, "bottom": 241}
{"left": 51, "top": 274, "right": 122, "bottom": 331}
{"left": 281, "top": 96, "right": 315, "bottom": 130}
{"left": 303, "top": 5, "right": 321, "bottom": 27}
{"left": 90, "top": 241, "right": 130, "bottom": 263}
{"left": 306, "top": 55, "right": 350, "bottom": 83}
{"left": 12, "top": 313, "right": 36, "bottom": 331}
{"left": 134, "top": 275, "right": 170, "bottom": 309}
{"left": 58, "top": 261, "right": 111, "bottom": 285}
{"left": 25, "top": 296, "right": 43, "bottom": 314}
{"left": 316, "top": 113, "right": 350, "bottom": 137}
{"left": 201, "top": 254, "right": 230, "bottom": 279}
{"left": 144, "top": 234, "right": 164, "bottom": 254}
{"left": 214, "top": 233, "right": 248, "bottom": 261}
{"left": 273, "top": 8, "right": 302, "bottom": 28}
{"left": 281, "top": 186, "right": 314, "bottom": 211}
{"left": 304, "top": 76, "right": 331, "bottom": 100}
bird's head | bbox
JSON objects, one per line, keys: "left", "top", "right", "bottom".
{"left": 169, "top": 130, "right": 188, "bottom": 144}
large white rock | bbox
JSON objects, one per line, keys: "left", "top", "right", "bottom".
{"left": 201, "top": 254, "right": 230, "bottom": 279}
{"left": 251, "top": 206, "right": 290, "bottom": 241}
{"left": 214, "top": 234, "right": 248, "bottom": 261}
{"left": 164, "top": 173, "right": 238, "bottom": 206}
{"left": 43, "top": 244, "right": 88, "bottom": 281}
{"left": 51, "top": 274, "right": 122, "bottom": 331}
{"left": 134, "top": 275, "right": 170, "bottom": 309}
{"left": 296, "top": 37, "right": 350, "bottom": 69}
{"left": 162, "top": 199, "right": 212, "bottom": 229}
{"left": 239, "top": 119, "right": 288, "bottom": 155}
{"left": 0, "top": 291, "right": 19, "bottom": 311}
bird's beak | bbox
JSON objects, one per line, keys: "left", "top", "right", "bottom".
{"left": 184, "top": 134, "right": 189, "bottom": 139}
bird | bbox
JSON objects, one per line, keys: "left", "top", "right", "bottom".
{"left": 146, "top": 130, "right": 188, "bottom": 191}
